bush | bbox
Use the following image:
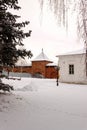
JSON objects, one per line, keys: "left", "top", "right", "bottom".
{"left": 0, "top": 82, "right": 14, "bottom": 92}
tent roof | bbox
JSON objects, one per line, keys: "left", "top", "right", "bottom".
{"left": 32, "top": 49, "right": 51, "bottom": 62}
{"left": 15, "top": 57, "right": 32, "bottom": 66}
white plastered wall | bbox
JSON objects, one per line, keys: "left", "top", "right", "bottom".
{"left": 58, "top": 54, "right": 87, "bottom": 84}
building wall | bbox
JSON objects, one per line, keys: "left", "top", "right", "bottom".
{"left": 45, "top": 66, "right": 57, "bottom": 78}
{"left": 7, "top": 66, "right": 32, "bottom": 73}
{"left": 4, "top": 60, "right": 57, "bottom": 78}
{"left": 31, "top": 61, "right": 52, "bottom": 77}
{"left": 58, "top": 54, "right": 87, "bottom": 84}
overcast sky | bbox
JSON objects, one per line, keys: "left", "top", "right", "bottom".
{"left": 18, "top": 0, "right": 84, "bottom": 62}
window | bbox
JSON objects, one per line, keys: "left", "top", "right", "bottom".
{"left": 69, "top": 64, "right": 74, "bottom": 74}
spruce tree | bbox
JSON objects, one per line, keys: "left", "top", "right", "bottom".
{"left": 0, "top": 0, "right": 33, "bottom": 92}
{"left": 0, "top": 0, "right": 32, "bottom": 67}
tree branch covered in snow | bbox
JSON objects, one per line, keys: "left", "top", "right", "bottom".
{"left": 0, "top": 0, "right": 33, "bottom": 67}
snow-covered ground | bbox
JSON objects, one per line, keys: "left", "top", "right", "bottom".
{"left": 0, "top": 78, "right": 87, "bottom": 130}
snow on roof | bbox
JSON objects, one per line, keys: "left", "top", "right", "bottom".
{"left": 15, "top": 57, "right": 32, "bottom": 66}
{"left": 32, "top": 49, "right": 51, "bottom": 61}
{"left": 46, "top": 62, "right": 57, "bottom": 67}
{"left": 56, "top": 48, "right": 86, "bottom": 57}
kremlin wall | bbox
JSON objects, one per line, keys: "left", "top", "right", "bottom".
{"left": 4, "top": 50, "right": 58, "bottom": 79}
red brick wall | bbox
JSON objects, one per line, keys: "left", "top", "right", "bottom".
{"left": 6, "top": 66, "right": 32, "bottom": 73}
{"left": 14, "top": 66, "right": 32, "bottom": 73}
{"left": 3, "top": 61, "right": 58, "bottom": 79}
{"left": 45, "top": 66, "right": 57, "bottom": 78}
{"left": 31, "top": 61, "right": 52, "bottom": 77}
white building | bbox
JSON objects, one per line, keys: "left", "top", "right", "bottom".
{"left": 57, "top": 49, "right": 87, "bottom": 84}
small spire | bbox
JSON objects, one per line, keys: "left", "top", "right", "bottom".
{"left": 42, "top": 48, "right": 43, "bottom": 53}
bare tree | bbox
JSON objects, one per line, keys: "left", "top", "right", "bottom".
{"left": 39, "top": 0, "right": 87, "bottom": 76}
{"left": 39, "top": 0, "right": 73, "bottom": 29}
{"left": 76, "top": 0, "right": 87, "bottom": 75}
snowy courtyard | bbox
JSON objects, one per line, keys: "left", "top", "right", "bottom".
{"left": 0, "top": 78, "right": 87, "bottom": 130}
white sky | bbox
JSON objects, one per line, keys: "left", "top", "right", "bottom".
{"left": 18, "top": 0, "right": 84, "bottom": 62}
